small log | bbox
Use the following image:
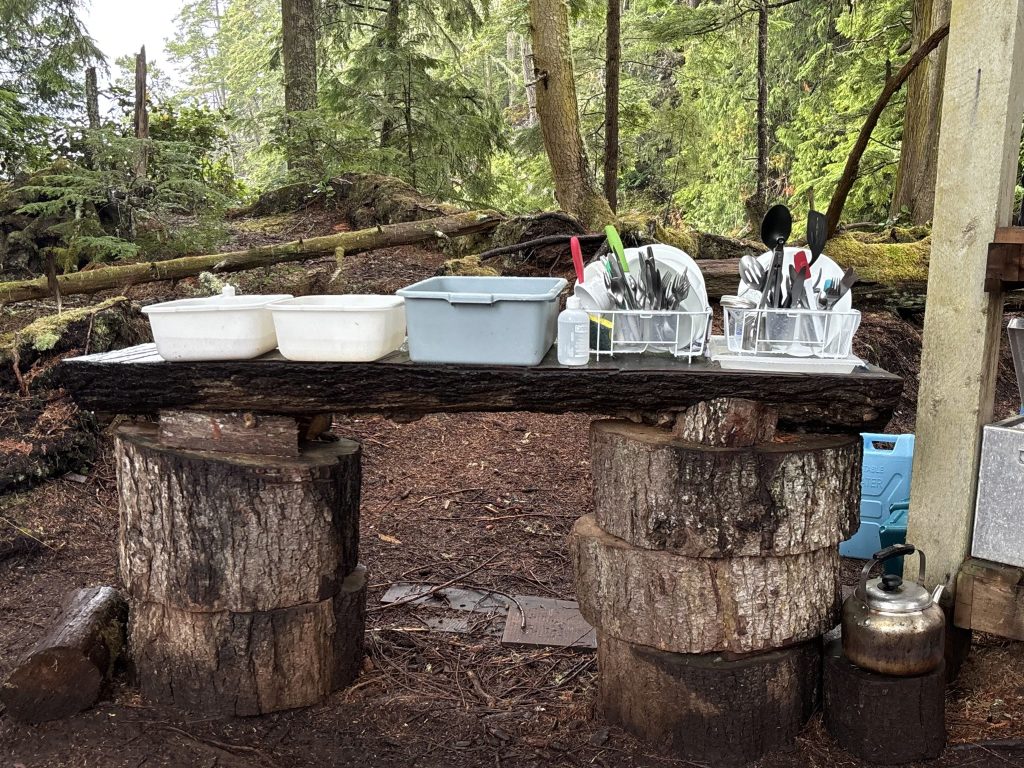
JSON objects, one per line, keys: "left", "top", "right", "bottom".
{"left": 1, "top": 586, "right": 128, "bottom": 723}
{"left": 116, "top": 423, "right": 360, "bottom": 612}
{"left": 571, "top": 515, "right": 840, "bottom": 654}
{"left": 333, "top": 563, "right": 368, "bottom": 689}
{"left": 823, "top": 640, "right": 945, "bottom": 764}
{"left": 157, "top": 410, "right": 333, "bottom": 457}
{"left": 599, "top": 633, "right": 821, "bottom": 767}
{"left": 673, "top": 398, "right": 777, "bottom": 446}
{"left": 591, "top": 420, "right": 860, "bottom": 556}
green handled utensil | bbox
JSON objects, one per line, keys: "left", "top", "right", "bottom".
{"left": 605, "top": 225, "right": 629, "bottom": 273}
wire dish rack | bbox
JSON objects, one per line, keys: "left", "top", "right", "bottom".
{"left": 586, "top": 307, "right": 712, "bottom": 361}
{"left": 723, "top": 306, "right": 861, "bottom": 358}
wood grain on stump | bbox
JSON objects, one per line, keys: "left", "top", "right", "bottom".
{"left": 1, "top": 586, "right": 128, "bottom": 723}
{"left": 116, "top": 423, "right": 360, "bottom": 612}
{"left": 591, "top": 420, "right": 860, "bottom": 556}
{"left": 132, "top": 564, "right": 367, "bottom": 716}
{"left": 571, "top": 515, "right": 840, "bottom": 654}
{"left": 823, "top": 640, "right": 945, "bottom": 764}
{"left": 599, "top": 633, "right": 821, "bottom": 767}
{"left": 673, "top": 398, "right": 778, "bottom": 446}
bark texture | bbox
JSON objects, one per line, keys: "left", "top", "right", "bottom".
{"left": 599, "top": 633, "right": 821, "bottom": 767}
{"left": 823, "top": 640, "right": 945, "bottom": 764}
{"left": 591, "top": 421, "right": 861, "bottom": 556}
{"left": 116, "top": 424, "right": 360, "bottom": 612}
{"left": 890, "top": 0, "right": 951, "bottom": 224}
{"left": 571, "top": 515, "right": 841, "bottom": 654}
{"left": 282, "top": 0, "right": 318, "bottom": 114}
{"left": 157, "top": 410, "right": 331, "bottom": 457}
{"left": 528, "top": 0, "right": 614, "bottom": 229}
{"left": 672, "top": 397, "right": 777, "bottom": 446}
{"left": 1, "top": 586, "right": 128, "bottom": 723}
{"left": 133, "top": 48, "right": 148, "bottom": 178}
{"left": 602, "top": 0, "right": 621, "bottom": 210}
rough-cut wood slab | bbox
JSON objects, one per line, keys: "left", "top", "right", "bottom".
{"left": 599, "top": 633, "right": 821, "bottom": 767}
{"left": 823, "top": 640, "right": 945, "bottom": 764}
{"left": 673, "top": 397, "right": 778, "bottom": 446}
{"left": 571, "top": 515, "right": 840, "bottom": 654}
{"left": 116, "top": 424, "right": 360, "bottom": 612}
{"left": 58, "top": 344, "right": 903, "bottom": 433}
{"left": 158, "top": 410, "right": 331, "bottom": 456}
{"left": 1, "top": 586, "right": 128, "bottom": 723}
{"left": 955, "top": 557, "right": 1024, "bottom": 642}
{"left": 591, "top": 421, "right": 860, "bottom": 556}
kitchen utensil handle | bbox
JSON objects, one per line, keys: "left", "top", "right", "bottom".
{"left": 570, "top": 237, "right": 585, "bottom": 284}
{"left": 873, "top": 543, "right": 916, "bottom": 561}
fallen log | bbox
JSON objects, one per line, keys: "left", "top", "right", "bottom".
{"left": 1, "top": 586, "right": 128, "bottom": 723}
{"left": 0, "top": 210, "right": 503, "bottom": 305}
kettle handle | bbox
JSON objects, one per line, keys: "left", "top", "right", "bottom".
{"left": 858, "top": 544, "right": 927, "bottom": 597}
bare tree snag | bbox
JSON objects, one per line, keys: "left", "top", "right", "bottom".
{"left": 672, "top": 398, "right": 778, "bottom": 446}
{"left": 1, "top": 586, "right": 128, "bottom": 723}
{"left": 602, "top": 0, "right": 621, "bottom": 210}
{"left": 591, "top": 421, "right": 860, "bottom": 556}
{"left": 571, "top": 515, "right": 841, "bottom": 654}
{"left": 823, "top": 640, "right": 945, "bottom": 763}
{"left": 116, "top": 423, "right": 360, "bottom": 612}
{"left": 599, "top": 634, "right": 821, "bottom": 767}
{"left": 528, "top": 0, "right": 615, "bottom": 229}
{"left": 133, "top": 47, "right": 148, "bottom": 179}
{"left": 0, "top": 210, "right": 503, "bottom": 305}
{"left": 825, "top": 23, "right": 950, "bottom": 237}
{"left": 85, "top": 67, "right": 99, "bottom": 130}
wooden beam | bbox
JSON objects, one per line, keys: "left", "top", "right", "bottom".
{"left": 955, "top": 558, "right": 1024, "bottom": 641}
{"left": 906, "top": 0, "right": 1024, "bottom": 590}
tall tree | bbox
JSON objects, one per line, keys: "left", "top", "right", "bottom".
{"left": 890, "top": 0, "right": 951, "bottom": 224}
{"left": 528, "top": 0, "right": 614, "bottom": 229}
{"left": 133, "top": 47, "right": 149, "bottom": 178}
{"left": 750, "top": 0, "right": 769, "bottom": 228}
{"left": 602, "top": 0, "right": 621, "bottom": 211}
{"left": 281, "top": 0, "right": 318, "bottom": 167}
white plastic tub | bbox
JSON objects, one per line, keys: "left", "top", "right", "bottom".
{"left": 269, "top": 295, "right": 406, "bottom": 362}
{"left": 142, "top": 289, "right": 292, "bottom": 361}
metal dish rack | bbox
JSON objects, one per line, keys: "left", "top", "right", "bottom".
{"left": 586, "top": 307, "right": 712, "bottom": 361}
{"left": 722, "top": 306, "right": 861, "bottom": 359}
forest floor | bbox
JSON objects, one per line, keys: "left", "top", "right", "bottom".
{"left": 1, "top": 208, "right": 1024, "bottom": 768}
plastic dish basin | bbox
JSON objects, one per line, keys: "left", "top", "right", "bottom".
{"left": 269, "top": 295, "right": 406, "bottom": 362}
{"left": 142, "top": 294, "right": 292, "bottom": 361}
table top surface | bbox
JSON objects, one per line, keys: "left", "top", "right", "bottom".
{"left": 58, "top": 343, "right": 903, "bottom": 432}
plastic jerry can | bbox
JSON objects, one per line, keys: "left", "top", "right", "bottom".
{"left": 839, "top": 433, "right": 915, "bottom": 559}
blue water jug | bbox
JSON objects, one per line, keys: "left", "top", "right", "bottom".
{"left": 839, "top": 433, "right": 915, "bottom": 559}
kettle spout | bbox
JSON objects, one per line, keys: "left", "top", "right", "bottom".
{"left": 931, "top": 584, "right": 945, "bottom": 604}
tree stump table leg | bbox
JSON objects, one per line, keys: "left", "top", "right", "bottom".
{"left": 577, "top": 401, "right": 862, "bottom": 765}
{"left": 115, "top": 420, "right": 366, "bottom": 716}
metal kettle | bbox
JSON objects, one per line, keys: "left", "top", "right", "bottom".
{"left": 841, "top": 544, "right": 945, "bottom": 676}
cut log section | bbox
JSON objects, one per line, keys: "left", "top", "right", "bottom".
{"left": 157, "top": 410, "right": 333, "bottom": 457}
{"left": 591, "top": 420, "right": 860, "bottom": 556}
{"left": 1, "top": 586, "right": 128, "bottom": 723}
{"left": 599, "top": 633, "right": 821, "bottom": 767}
{"left": 672, "top": 398, "right": 778, "bottom": 447}
{"left": 823, "top": 640, "right": 945, "bottom": 764}
{"left": 571, "top": 515, "right": 840, "bottom": 654}
{"left": 116, "top": 423, "right": 360, "bottom": 612}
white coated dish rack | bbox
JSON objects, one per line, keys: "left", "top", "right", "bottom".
{"left": 722, "top": 306, "right": 861, "bottom": 359}
{"left": 586, "top": 307, "right": 712, "bottom": 361}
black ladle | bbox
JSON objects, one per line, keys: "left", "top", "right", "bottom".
{"left": 759, "top": 204, "right": 792, "bottom": 308}
{"left": 807, "top": 210, "right": 827, "bottom": 267}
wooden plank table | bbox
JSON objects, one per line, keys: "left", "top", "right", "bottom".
{"left": 57, "top": 343, "right": 902, "bottom": 432}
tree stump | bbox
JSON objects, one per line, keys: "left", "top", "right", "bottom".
{"left": 599, "top": 633, "right": 821, "bottom": 767}
{"left": 571, "top": 514, "right": 840, "bottom": 654}
{"left": 1, "top": 586, "right": 128, "bottom": 723}
{"left": 116, "top": 424, "right": 360, "bottom": 612}
{"left": 115, "top": 421, "right": 366, "bottom": 715}
{"left": 591, "top": 420, "right": 861, "bottom": 556}
{"left": 823, "top": 640, "right": 945, "bottom": 764}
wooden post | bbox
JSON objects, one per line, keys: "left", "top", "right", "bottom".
{"left": 906, "top": 1, "right": 1024, "bottom": 589}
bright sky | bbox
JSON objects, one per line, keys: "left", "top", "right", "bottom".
{"left": 82, "top": 0, "right": 186, "bottom": 81}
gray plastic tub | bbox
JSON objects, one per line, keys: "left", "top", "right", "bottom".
{"left": 397, "top": 276, "right": 567, "bottom": 365}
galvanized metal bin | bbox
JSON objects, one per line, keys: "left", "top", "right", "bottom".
{"left": 971, "top": 415, "right": 1024, "bottom": 567}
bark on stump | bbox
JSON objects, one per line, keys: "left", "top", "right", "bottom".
{"left": 591, "top": 420, "right": 861, "bottom": 556}
{"left": 1, "top": 586, "right": 128, "bottom": 723}
{"left": 115, "top": 422, "right": 366, "bottom": 715}
{"left": 116, "top": 424, "right": 360, "bottom": 612}
{"left": 571, "top": 514, "right": 840, "bottom": 654}
{"left": 823, "top": 640, "right": 945, "bottom": 764}
{"left": 599, "top": 633, "right": 821, "bottom": 767}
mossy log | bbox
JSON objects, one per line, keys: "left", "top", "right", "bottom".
{"left": 0, "top": 210, "right": 503, "bottom": 305}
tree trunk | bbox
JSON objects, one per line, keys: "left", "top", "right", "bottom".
{"left": 600, "top": 634, "right": 821, "bottom": 767}
{"left": 590, "top": 420, "right": 861, "bottom": 557}
{"left": 602, "top": 0, "right": 621, "bottom": 211}
{"left": 0, "top": 209, "right": 503, "bottom": 304}
{"left": 85, "top": 67, "right": 99, "bottom": 130}
{"left": 570, "top": 514, "right": 841, "bottom": 654}
{"left": 0, "top": 587, "right": 128, "bottom": 723}
{"left": 521, "top": 36, "right": 537, "bottom": 126}
{"left": 890, "top": 0, "right": 951, "bottom": 224}
{"left": 281, "top": 0, "right": 318, "bottom": 168}
{"left": 379, "top": 0, "right": 402, "bottom": 147}
{"left": 528, "top": 0, "right": 615, "bottom": 229}
{"left": 133, "top": 47, "right": 148, "bottom": 179}
{"left": 748, "top": 1, "right": 769, "bottom": 229}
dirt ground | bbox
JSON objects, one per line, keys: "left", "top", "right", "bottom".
{"left": 3, "top": 214, "right": 1024, "bottom": 768}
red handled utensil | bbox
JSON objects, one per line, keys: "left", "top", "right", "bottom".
{"left": 570, "top": 237, "right": 586, "bottom": 284}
